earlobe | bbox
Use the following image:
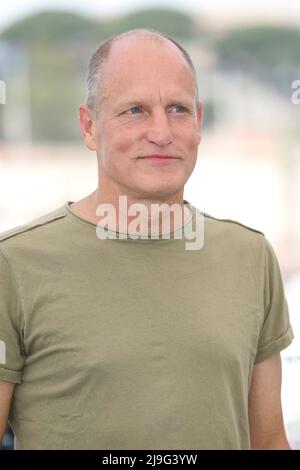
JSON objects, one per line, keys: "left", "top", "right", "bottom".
{"left": 78, "top": 104, "right": 97, "bottom": 151}
{"left": 197, "top": 131, "right": 202, "bottom": 146}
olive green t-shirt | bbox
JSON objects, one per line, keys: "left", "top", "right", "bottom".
{"left": 0, "top": 200, "right": 294, "bottom": 450}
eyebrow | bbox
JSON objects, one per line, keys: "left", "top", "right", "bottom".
{"left": 114, "top": 97, "right": 195, "bottom": 111}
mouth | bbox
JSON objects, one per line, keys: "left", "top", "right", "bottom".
{"left": 138, "top": 155, "right": 180, "bottom": 163}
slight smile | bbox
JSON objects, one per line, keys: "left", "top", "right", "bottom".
{"left": 138, "top": 155, "right": 181, "bottom": 163}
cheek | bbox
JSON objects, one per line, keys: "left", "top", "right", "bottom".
{"left": 101, "top": 127, "right": 137, "bottom": 155}
{"left": 176, "top": 126, "right": 200, "bottom": 149}
{"left": 98, "top": 130, "right": 136, "bottom": 173}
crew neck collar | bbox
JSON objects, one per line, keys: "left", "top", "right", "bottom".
{"left": 64, "top": 199, "right": 195, "bottom": 241}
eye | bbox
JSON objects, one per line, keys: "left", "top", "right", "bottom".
{"left": 170, "top": 105, "right": 186, "bottom": 113}
{"left": 126, "top": 106, "right": 143, "bottom": 115}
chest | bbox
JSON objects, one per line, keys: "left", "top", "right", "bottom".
{"left": 22, "top": 250, "right": 263, "bottom": 383}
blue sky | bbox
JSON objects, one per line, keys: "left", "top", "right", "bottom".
{"left": 1, "top": 0, "right": 300, "bottom": 32}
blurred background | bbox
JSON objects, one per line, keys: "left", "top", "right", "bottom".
{"left": 0, "top": 0, "right": 299, "bottom": 450}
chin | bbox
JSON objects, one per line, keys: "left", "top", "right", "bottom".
{"left": 133, "top": 186, "right": 183, "bottom": 200}
{"left": 139, "top": 177, "right": 185, "bottom": 192}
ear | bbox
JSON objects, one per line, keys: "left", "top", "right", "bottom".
{"left": 78, "top": 103, "right": 98, "bottom": 151}
{"left": 196, "top": 101, "right": 203, "bottom": 144}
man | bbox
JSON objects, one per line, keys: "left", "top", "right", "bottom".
{"left": 0, "top": 29, "right": 294, "bottom": 450}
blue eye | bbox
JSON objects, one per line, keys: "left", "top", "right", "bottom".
{"left": 174, "top": 105, "right": 185, "bottom": 112}
{"left": 127, "top": 106, "right": 142, "bottom": 114}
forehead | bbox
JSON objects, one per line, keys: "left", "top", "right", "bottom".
{"left": 100, "top": 36, "right": 196, "bottom": 104}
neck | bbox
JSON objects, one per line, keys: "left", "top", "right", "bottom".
{"left": 70, "top": 186, "right": 191, "bottom": 236}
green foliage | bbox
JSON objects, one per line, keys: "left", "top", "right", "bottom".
{"left": 1, "top": 11, "right": 104, "bottom": 43}
{"left": 117, "top": 8, "right": 196, "bottom": 38}
{"left": 0, "top": 8, "right": 196, "bottom": 43}
{"left": 28, "top": 43, "right": 83, "bottom": 141}
{"left": 216, "top": 26, "right": 300, "bottom": 69}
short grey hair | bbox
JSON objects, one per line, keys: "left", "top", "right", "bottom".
{"left": 85, "top": 28, "right": 199, "bottom": 115}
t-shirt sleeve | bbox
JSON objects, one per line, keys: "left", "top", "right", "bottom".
{"left": 254, "top": 237, "right": 294, "bottom": 364}
{"left": 0, "top": 246, "right": 25, "bottom": 383}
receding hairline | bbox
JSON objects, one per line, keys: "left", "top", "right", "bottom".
{"left": 107, "top": 29, "right": 183, "bottom": 54}
{"left": 86, "top": 28, "right": 199, "bottom": 113}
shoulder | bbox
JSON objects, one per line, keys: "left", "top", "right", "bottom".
{"left": 196, "top": 210, "right": 272, "bottom": 281}
{"left": 185, "top": 201, "right": 266, "bottom": 250}
{"left": 0, "top": 204, "right": 68, "bottom": 248}
{"left": 202, "top": 210, "right": 265, "bottom": 238}
{"left": 197, "top": 209, "right": 267, "bottom": 259}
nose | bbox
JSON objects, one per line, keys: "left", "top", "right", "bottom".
{"left": 145, "top": 109, "right": 173, "bottom": 147}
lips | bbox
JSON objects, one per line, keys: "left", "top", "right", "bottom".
{"left": 139, "top": 155, "right": 179, "bottom": 159}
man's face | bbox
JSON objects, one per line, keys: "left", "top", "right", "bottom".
{"left": 86, "top": 37, "right": 202, "bottom": 200}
